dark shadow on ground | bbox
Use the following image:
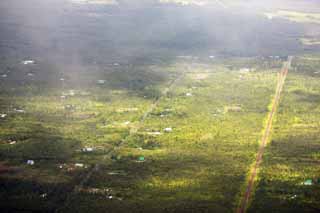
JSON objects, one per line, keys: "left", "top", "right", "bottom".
{"left": 0, "top": 123, "right": 81, "bottom": 161}
{"left": 248, "top": 132, "right": 320, "bottom": 213}
{"left": 0, "top": 176, "right": 75, "bottom": 213}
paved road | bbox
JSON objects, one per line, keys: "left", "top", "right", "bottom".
{"left": 237, "top": 56, "right": 293, "bottom": 213}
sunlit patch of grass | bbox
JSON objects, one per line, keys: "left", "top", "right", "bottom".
{"left": 249, "top": 57, "right": 320, "bottom": 212}
{"left": 264, "top": 164, "right": 300, "bottom": 181}
{"left": 0, "top": 58, "right": 283, "bottom": 212}
{"left": 142, "top": 176, "right": 201, "bottom": 190}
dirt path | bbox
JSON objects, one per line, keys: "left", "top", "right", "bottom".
{"left": 237, "top": 56, "right": 293, "bottom": 213}
{"left": 55, "top": 67, "right": 187, "bottom": 213}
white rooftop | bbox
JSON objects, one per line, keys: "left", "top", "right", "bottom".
{"left": 22, "top": 60, "right": 35, "bottom": 65}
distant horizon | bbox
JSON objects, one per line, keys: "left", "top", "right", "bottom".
{"left": 0, "top": 1, "right": 319, "bottom": 212}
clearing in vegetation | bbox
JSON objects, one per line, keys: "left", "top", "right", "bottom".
{"left": 0, "top": 57, "right": 280, "bottom": 212}
{"left": 248, "top": 56, "right": 320, "bottom": 212}
{"left": 237, "top": 56, "right": 292, "bottom": 213}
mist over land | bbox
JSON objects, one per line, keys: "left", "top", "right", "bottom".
{"left": 1, "top": 0, "right": 319, "bottom": 64}
{"left": 0, "top": 1, "right": 320, "bottom": 213}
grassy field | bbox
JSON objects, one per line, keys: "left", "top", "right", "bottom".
{"left": 1, "top": 55, "right": 319, "bottom": 212}
{"left": 0, "top": 57, "right": 281, "bottom": 212}
{"left": 248, "top": 56, "right": 320, "bottom": 212}
{"left": 1, "top": 1, "right": 320, "bottom": 212}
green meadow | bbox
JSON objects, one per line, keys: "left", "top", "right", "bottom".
{"left": 249, "top": 56, "right": 320, "bottom": 212}
{"left": 0, "top": 57, "right": 280, "bottom": 212}
{"left": 1, "top": 1, "right": 320, "bottom": 212}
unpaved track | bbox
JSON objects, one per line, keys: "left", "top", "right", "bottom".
{"left": 55, "top": 67, "right": 187, "bottom": 213}
{"left": 237, "top": 56, "right": 293, "bottom": 213}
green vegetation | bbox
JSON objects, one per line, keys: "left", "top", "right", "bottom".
{"left": 1, "top": 0, "right": 320, "bottom": 212}
{"left": 1, "top": 54, "right": 320, "bottom": 213}
{"left": 248, "top": 56, "right": 320, "bottom": 212}
{"left": 0, "top": 56, "right": 281, "bottom": 212}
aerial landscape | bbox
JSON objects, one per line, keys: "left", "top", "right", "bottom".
{"left": 0, "top": 0, "right": 319, "bottom": 212}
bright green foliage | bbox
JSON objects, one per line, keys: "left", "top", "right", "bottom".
{"left": 249, "top": 56, "right": 320, "bottom": 212}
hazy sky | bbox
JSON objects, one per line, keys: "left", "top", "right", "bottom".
{"left": 0, "top": 0, "right": 318, "bottom": 66}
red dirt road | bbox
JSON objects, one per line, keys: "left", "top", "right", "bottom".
{"left": 237, "top": 56, "right": 293, "bottom": 213}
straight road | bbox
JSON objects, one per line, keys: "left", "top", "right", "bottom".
{"left": 237, "top": 56, "right": 293, "bottom": 213}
